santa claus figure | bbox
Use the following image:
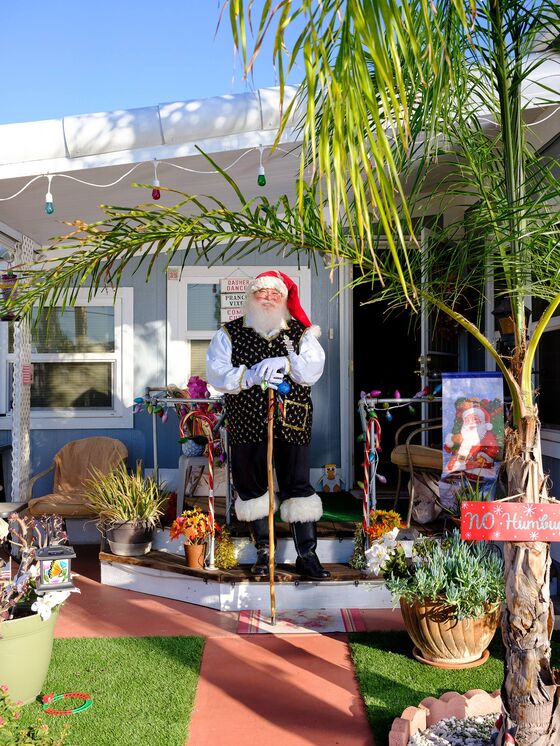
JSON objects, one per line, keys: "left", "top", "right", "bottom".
{"left": 444, "top": 402, "right": 501, "bottom": 479}
{"left": 206, "top": 270, "right": 330, "bottom": 579}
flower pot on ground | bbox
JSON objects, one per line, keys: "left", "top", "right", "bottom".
{"left": 383, "top": 529, "right": 505, "bottom": 667}
{"left": 0, "top": 515, "right": 76, "bottom": 705}
{"left": 169, "top": 506, "right": 219, "bottom": 569}
{"left": 85, "top": 461, "right": 169, "bottom": 556}
{"left": 0, "top": 609, "right": 59, "bottom": 704}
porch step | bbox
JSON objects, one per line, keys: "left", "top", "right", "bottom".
{"left": 99, "top": 549, "right": 394, "bottom": 611}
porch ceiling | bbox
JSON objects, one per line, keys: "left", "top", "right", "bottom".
{"left": 0, "top": 146, "right": 302, "bottom": 247}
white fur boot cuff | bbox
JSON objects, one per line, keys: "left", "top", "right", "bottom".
{"left": 235, "top": 493, "right": 278, "bottom": 522}
{"left": 280, "top": 494, "right": 323, "bottom": 523}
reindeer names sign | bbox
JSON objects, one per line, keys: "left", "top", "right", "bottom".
{"left": 220, "top": 278, "right": 251, "bottom": 323}
{"left": 461, "top": 501, "right": 560, "bottom": 541}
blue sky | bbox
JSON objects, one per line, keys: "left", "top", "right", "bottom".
{"left": 2, "top": 2, "right": 298, "bottom": 125}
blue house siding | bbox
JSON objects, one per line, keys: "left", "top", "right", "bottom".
{"left": 6, "top": 251, "right": 342, "bottom": 497}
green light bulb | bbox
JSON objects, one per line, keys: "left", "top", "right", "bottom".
{"left": 257, "top": 165, "right": 266, "bottom": 187}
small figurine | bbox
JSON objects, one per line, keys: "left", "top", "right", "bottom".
{"left": 319, "top": 464, "right": 343, "bottom": 493}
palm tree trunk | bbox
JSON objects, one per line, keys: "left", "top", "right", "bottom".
{"left": 500, "top": 418, "right": 560, "bottom": 744}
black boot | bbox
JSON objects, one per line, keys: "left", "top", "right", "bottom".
{"left": 290, "top": 521, "right": 331, "bottom": 579}
{"left": 249, "top": 517, "right": 271, "bottom": 576}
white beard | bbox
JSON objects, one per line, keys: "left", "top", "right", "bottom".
{"left": 457, "top": 425, "right": 486, "bottom": 455}
{"left": 245, "top": 296, "right": 290, "bottom": 336}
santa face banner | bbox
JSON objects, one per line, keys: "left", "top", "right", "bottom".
{"left": 438, "top": 372, "right": 504, "bottom": 510}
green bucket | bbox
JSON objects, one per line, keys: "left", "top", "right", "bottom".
{"left": 0, "top": 609, "right": 58, "bottom": 704}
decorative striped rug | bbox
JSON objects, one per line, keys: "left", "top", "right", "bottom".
{"left": 237, "top": 608, "right": 366, "bottom": 634}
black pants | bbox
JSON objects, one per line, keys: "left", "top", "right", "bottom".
{"left": 231, "top": 441, "right": 315, "bottom": 501}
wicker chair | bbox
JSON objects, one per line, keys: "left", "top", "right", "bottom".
{"left": 390, "top": 419, "right": 442, "bottom": 527}
{"left": 27, "top": 436, "right": 128, "bottom": 518}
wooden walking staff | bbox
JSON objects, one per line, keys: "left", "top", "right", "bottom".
{"left": 266, "top": 386, "right": 277, "bottom": 625}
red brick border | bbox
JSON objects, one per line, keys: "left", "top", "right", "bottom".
{"left": 388, "top": 689, "right": 502, "bottom": 745}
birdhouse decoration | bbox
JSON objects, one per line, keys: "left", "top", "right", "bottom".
{"left": 35, "top": 545, "right": 76, "bottom": 593}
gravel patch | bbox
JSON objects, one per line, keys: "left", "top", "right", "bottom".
{"left": 408, "top": 714, "right": 497, "bottom": 745}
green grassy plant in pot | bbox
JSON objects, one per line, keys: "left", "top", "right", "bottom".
{"left": 384, "top": 529, "right": 505, "bottom": 668}
{"left": 85, "top": 461, "right": 169, "bottom": 556}
{"left": 0, "top": 514, "right": 76, "bottom": 706}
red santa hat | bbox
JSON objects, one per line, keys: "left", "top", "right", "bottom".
{"left": 462, "top": 406, "right": 493, "bottom": 431}
{"left": 247, "top": 270, "right": 321, "bottom": 336}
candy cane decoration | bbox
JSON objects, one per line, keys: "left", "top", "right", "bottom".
{"left": 363, "top": 419, "right": 371, "bottom": 529}
{"left": 363, "top": 414, "right": 382, "bottom": 533}
{"left": 182, "top": 411, "right": 216, "bottom": 569}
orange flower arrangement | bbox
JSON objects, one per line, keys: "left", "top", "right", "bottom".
{"left": 169, "top": 507, "right": 220, "bottom": 545}
{"left": 364, "top": 509, "right": 404, "bottom": 542}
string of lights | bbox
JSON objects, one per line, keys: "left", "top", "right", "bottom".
{"left": 0, "top": 144, "right": 297, "bottom": 214}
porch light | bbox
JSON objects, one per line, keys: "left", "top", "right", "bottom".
{"left": 35, "top": 545, "right": 76, "bottom": 593}
{"left": 492, "top": 297, "right": 531, "bottom": 353}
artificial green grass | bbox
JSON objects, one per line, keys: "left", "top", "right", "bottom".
{"left": 349, "top": 630, "right": 560, "bottom": 746}
{"left": 19, "top": 636, "right": 204, "bottom": 746}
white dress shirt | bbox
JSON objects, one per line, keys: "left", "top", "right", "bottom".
{"left": 206, "top": 319, "right": 325, "bottom": 395}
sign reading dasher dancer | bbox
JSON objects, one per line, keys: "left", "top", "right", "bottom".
{"left": 461, "top": 501, "right": 560, "bottom": 541}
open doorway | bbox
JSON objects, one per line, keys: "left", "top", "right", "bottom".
{"left": 352, "top": 272, "right": 421, "bottom": 491}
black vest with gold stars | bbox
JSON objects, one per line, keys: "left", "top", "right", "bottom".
{"left": 223, "top": 316, "right": 313, "bottom": 446}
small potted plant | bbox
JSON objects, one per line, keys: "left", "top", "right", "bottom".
{"left": 169, "top": 506, "right": 219, "bottom": 569}
{"left": 383, "top": 529, "right": 505, "bottom": 667}
{"left": 438, "top": 476, "right": 492, "bottom": 525}
{"left": 85, "top": 461, "right": 169, "bottom": 556}
{"left": 348, "top": 509, "right": 404, "bottom": 574}
{"left": 0, "top": 514, "right": 77, "bottom": 705}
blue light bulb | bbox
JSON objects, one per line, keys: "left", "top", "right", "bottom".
{"left": 45, "top": 190, "right": 54, "bottom": 215}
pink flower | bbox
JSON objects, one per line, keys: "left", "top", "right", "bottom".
{"left": 0, "top": 685, "right": 8, "bottom": 693}
{"left": 0, "top": 717, "right": 5, "bottom": 726}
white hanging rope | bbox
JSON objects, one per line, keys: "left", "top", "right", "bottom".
{"left": 0, "top": 145, "right": 298, "bottom": 203}
{"left": 11, "top": 236, "right": 35, "bottom": 504}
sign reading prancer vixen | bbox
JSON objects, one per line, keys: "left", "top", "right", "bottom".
{"left": 461, "top": 501, "right": 560, "bottom": 541}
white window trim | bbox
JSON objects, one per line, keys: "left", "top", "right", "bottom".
{"left": 166, "top": 266, "right": 312, "bottom": 387}
{"left": 533, "top": 315, "right": 560, "bottom": 457}
{"left": 0, "top": 287, "right": 134, "bottom": 430}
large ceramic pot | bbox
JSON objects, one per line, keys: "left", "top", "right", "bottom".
{"left": 0, "top": 609, "right": 59, "bottom": 704}
{"left": 106, "top": 522, "right": 152, "bottom": 556}
{"left": 400, "top": 598, "right": 501, "bottom": 667}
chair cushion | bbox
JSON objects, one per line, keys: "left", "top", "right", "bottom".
{"left": 28, "top": 492, "right": 98, "bottom": 518}
{"left": 390, "top": 444, "right": 442, "bottom": 471}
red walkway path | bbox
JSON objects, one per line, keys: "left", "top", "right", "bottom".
{"left": 55, "top": 547, "right": 405, "bottom": 745}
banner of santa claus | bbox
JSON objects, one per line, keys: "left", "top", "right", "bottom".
{"left": 439, "top": 372, "right": 504, "bottom": 510}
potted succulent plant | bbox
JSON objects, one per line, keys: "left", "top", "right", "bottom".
{"left": 383, "top": 529, "right": 505, "bottom": 667}
{"left": 0, "top": 514, "right": 77, "bottom": 705}
{"left": 85, "top": 461, "right": 169, "bottom": 556}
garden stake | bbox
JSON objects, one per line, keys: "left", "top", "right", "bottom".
{"left": 267, "top": 385, "right": 276, "bottom": 625}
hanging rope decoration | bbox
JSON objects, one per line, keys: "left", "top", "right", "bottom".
{"left": 42, "top": 692, "right": 93, "bottom": 715}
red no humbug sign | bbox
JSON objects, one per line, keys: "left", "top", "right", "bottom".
{"left": 461, "top": 501, "right": 560, "bottom": 542}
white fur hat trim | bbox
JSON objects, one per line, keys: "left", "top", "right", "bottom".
{"left": 246, "top": 276, "right": 288, "bottom": 297}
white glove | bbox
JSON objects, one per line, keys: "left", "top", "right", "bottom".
{"left": 242, "top": 368, "right": 284, "bottom": 390}
{"left": 252, "top": 357, "right": 288, "bottom": 381}
{"left": 242, "top": 369, "right": 260, "bottom": 389}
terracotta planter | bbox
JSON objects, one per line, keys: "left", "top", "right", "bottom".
{"left": 0, "top": 609, "right": 59, "bottom": 704}
{"left": 184, "top": 543, "right": 206, "bottom": 569}
{"left": 400, "top": 598, "right": 501, "bottom": 667}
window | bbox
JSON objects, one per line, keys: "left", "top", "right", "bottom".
{"left": 167, "top": 266, "right": 311, "bottom": 386}
{"left": 0, "top": 287, "right": 133, "bottom": 429}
